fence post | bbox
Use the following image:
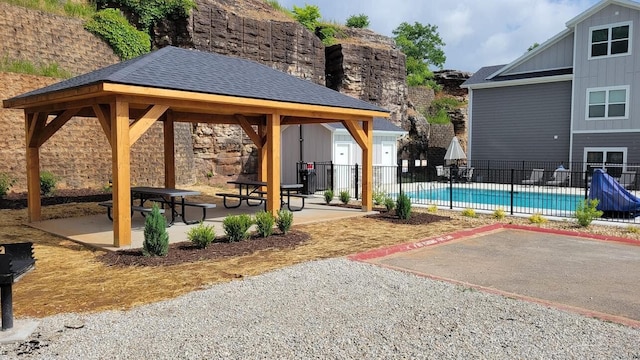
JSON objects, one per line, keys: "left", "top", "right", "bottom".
{"left": 354, "top": 163, "right": 359, "bottom": 200}
{"left": 449, "top": 171, "right": 453, "bottom": 209}
{"left": 398, "top": 161, "right": 402, "bottom": 195}
{"left": 510, "top": 169, "right": 514, "bottom": 215}
{"left": 330, "top": 162, "right": 334, "bottom": 191}
{"left": 584, "top": 170, "right": 589, "bottom": 199}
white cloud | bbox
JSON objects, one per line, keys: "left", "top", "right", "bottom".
{"left": 275, "top": 0, "right": 601, "bottom": 71}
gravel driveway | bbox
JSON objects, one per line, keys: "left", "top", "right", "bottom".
{"left": 2, "top": 258, "right": 639, "bottom": 359}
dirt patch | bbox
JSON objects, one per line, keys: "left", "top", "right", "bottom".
{"left": 99, "top": 230, "right": 310, "bottom": 267}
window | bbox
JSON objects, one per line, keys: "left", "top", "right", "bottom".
{"left": 589, "top": 22, "right": 631, "bottom": 58}
{"left": 586, "top": 86, "right": 629, "bottom": 119}
{"left": 584, "top": 148, "right": 626, "bottom": 178}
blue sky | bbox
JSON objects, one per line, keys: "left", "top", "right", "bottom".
{"left": 276, "top": 0, "right": 603, "bottom": 72}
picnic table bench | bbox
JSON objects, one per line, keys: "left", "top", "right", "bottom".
{"left": 217, "top": 180, "right": 307, "bottom": 211}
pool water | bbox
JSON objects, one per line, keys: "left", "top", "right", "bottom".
{"left": 406, "top": 187, "right": 585, "bottom": 212}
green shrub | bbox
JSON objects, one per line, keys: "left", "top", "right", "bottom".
{"left": 372, "top": 189, "right": 386, "bottom": 205}
{"left": 142, "top": 204, "right": 169, "bottom": 256}
{"left": 324, "top": 189, "right": 334, "bottom": 205}
{"left": 425, "top": 96, "right": 467, "bottom": 124}
{"left": 339, "top": 190, "right": 351, "bottom": 204}
{"left": 84, "top": 8, "right": 151, "bottom": 60}
{"left": 187, "top": 222, "right": 215, "bottom": 249}
{"left": 626, "top": 225, "right": 640, "bottom": 234}
{"left": 292, "top": 4, "right": 321, "bottom": 31}
{"left": 277, "top": 209, "right": 294, "bottom": 234}
{"left": 461, "top": 208, "right": 477, "bottom": 217}
{"left": 255, "top": 210, "right": 275, "bottom": 237}
{"left": 317, "top": 22, "right": 341, "bottom": 46}
{"left": 384, "top": 196, "right": 395, "bottom": 212}
{"left": 0, "top": 173, "right": 16, "bottom": 198}
{"left": 493, "top": 208, "right": 506, "bottom": 220}
{"left": 223, "top": 214, "right": 254, "bottom": 242}
{"left": 575, "top": 199, "right": 603, "bottom": 227}
{"left": 529, "top": 213, "right": 547, "bottom": 225}
{"left": 40, "top": 171, "right": 58, "bottom": 196}
{"left": 427, "top": 204, "right": 437, "bottom": 213}
{"left": 345, "top": 14, "right": 369, "bottom": 28}
{"left": 396, "top": 192, "right": 412, "bottom": 220}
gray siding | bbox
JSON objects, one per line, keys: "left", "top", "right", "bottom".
{"left": 573, "top": 4, "right": 640, "bottom": 132}
{"left": 471, "top": 81, "right": 572, "bottom": 162}
{"left": 281, "top": 124, "right": 331, "bottom": 183}
{"left": 572, "top": 132, "right": 640, "bottom": 165}
{"left": 505, "top": 33, "right": 574, "bottom": 74}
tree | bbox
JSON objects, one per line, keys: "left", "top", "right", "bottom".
{"left": 527, "top": 42, "right": 540, "bottom": 52}
{"left": 393, "top": 22, "right": 446, "bottom": 87}
{"left": 292, "top": 4, "right": 321, "bottom": 31}
{"left": 346, "top": 14, "right": 369, "bottom": 28}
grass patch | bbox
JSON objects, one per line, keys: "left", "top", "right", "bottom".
{"left": 0, "top": 55, "right": 72, "bottom": 78}
{"left": 1, "top": 0, "right": 96, "bottom": 19}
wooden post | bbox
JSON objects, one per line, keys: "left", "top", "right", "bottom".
{"left": 266, "top": 113, "right": 281, "bottom": 215}
{"left": 111, "top": 100, "right": 132, "bottom": 247}
{"left": 164, "top": 111, "right": 176, "bottom": 189}
{"left": 24, "top": 113, "right": 41, "bottom": 222}
{"left": 258, "top": 123, "right": 268, "bottom": 183}
{"left": 361, "top": 118, "right": 374, "bottom": 211}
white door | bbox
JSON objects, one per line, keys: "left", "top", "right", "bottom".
{"left": 334, "top": 143, "right": 352, "bottom": 192}
{"left": 381, "top": 142, "right": 394, "bottom": 165}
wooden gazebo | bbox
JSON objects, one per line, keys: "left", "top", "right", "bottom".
{"left": 2, "top": 46, "right": 389, "bottom": 247}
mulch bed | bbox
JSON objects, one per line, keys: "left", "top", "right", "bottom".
{"left": 0, "top": 189, "right": 111, "bottom": 209}
{"left": 99, "top": 230, "right": 310, "bottom": 267}
{"left": 328, "top": 203, "right": 451, "bottom": 225}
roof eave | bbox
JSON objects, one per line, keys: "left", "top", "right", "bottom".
{"left": 566, "top": 0, "right": 640, "bottom": 27}
{"left": 462, "top": 74, "right": 573, "bottom": 90}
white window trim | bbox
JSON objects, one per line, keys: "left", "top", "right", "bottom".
{"left": 583, "top": 147, "right": 627, "bottom": 173}
{"left": 585, "top": 85, "right": 630, "bottom": 120}
{"left": 588, "top": 21, "right": 632, "bottom": 60}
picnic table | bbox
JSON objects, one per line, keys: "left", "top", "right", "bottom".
{"left": 99, "top": 187, "right": 216, "bottom": 225}
{"left": 217, "top": 180, "right": 307, "bottom": 211}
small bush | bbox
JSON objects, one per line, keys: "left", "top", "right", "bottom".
{"left": 346, "top": 14, "right": 370, "bottom": 28}
{"left": 84, "top": 8, "right": 151, "bottom": 60}
{"left": 396, "top": 192, "right": 412, "bottom": 220}
{"left": 40, "top": 171, "right": 58, "bottom": 196}
{"left": 427, "top": 204, "right": 437, "bottom": 213}
{"left": 339, "top": 190, "right": 351, "bottom": 204}
{"left": 187, "top": 222, "right": 216, "bottom": 249}
{"left": 0, "top": 173, "right": 16, "bottom": 198}
{"left": 223, "top": 214, "right": 254, "bottom": 242}
{"left": 461, "top": 208, "right": 477, "bottom": 218}
{"left": 575, "top": 199, "right": 603, "bottom": 227}
{"left": 255, "top": 210, "right": 275, "bottom": 238}
{"left": 372, "top": 189, "right": 386, "bottom": 205}
{"left": 384, "top": 196, "right": 395, "bottom": 212}
{"left": 142, "top": 204, "right": 169, "bottom": 256}
{"left": 493, "top": 208, "right": 506, "bottom": 220}
{"left": 277, "top": 209, "right": 294, "bottom": 234}
{"left": 529, "top": 213, "right": 547, "bottom": 225}
{"left": 626, "top": 225, "right": 640, "bottom": 234}
{"left": 324, "top": 189, "right": 334, "bottom": 205}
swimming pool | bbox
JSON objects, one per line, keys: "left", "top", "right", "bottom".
{"left": 405, "top": 187, "right": 585, "bottom": 212}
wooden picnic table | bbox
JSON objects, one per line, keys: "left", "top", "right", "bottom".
{"left": 219, "top": 180, "right": 306, "bottom": 211}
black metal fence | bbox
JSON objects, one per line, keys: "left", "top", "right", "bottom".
{"left": 307, "top": 160, "right": 640, "bottom": 223}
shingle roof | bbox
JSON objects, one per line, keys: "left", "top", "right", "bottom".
{"left": 8, "top": 46, "right": 388, "bottom": 113}
{"left": 461, "top": 65, "right": 572, "bottom": 87}
{"left": 328, "top": 117, "right": 406, "bottom": 133}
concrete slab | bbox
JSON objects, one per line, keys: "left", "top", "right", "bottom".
{"left": 0, "top": 320, "right": 39, "bottom": 344}
{"left": 28, "top": 197, "right": 374, "bottom": 251}
{"left": 351, "top": 225, "right": 640, "bottom": 327}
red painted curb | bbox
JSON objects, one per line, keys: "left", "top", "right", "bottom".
{"left": 347, "top": 223, "right": 504, "bottom": 261}
{"left": 503, "top": 224, "right": 640, "bottom": 246}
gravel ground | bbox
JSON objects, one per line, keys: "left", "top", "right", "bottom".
{"left": 2, "top": 258, "right": 639, "bottom": 359}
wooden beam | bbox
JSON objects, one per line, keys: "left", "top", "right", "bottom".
{"left": 341, "top": 119, "right": 368, "bottom": 149}
{"left": 361, "top": 118, "right": 374, "bottom": 212}
{"left": 25, "top": 112, "right": 41, "bottom": 222}
{"left": 36, "top": 108, "right": 81, "bottom": 147}
{"left": 266, "top": 113, "right": 281, "bottom": 215}
{"left": 236, "top": 114, "right": 264, "bottom": 148}
{"left": 93, "top": 104, "right": 112, "bottom": 147}
{"left": 129, "top": 104, "right": 169, "bottom": 146}
{"left": 26, "top": 112, "right": 47, "bottom": 148}
{"left": 3, "top": 83, "right": 106, "bottom": 109}
{"left": 258, "top": 123, "right": 267, "bottom": 183}
{"left": 21, "top": 95, "right": 113, "bottom": 114}
{"left": 111, "top": 100, "right": 132, "bottom": 247}
{"left": 164, "top": 111, "right": 176, "bottom": 189}
{"left": 281, "top": 117, "right": 343, "bottom": 125}
{"left": 172, "top": 112, "right": 263, "bottom": 125}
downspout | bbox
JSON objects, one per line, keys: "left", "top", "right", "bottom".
{"left": 568, "top": 25, "right": 577, "bottom": 166}
{"left": 299, "top": 124, "right": 304, "bottom": 163}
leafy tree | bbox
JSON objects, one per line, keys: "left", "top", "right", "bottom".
{"left": 292, "top": 4, "right": 321, "bottom": 31}
{"left": 393, "top": 22, "right": 446, "bottom": 87}
{"left": 346, "top": 14, "right": 369, "bottom": 28}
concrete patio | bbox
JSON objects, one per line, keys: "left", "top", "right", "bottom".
{"left": 28, "top": 196, "right": 373, "bottom": 251}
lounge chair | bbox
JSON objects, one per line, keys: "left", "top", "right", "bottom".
{"left": 458, "top": 167, "right": 474, "bottom": 182}
{"left": 545, "top": 169, "right": 570, "bottom": 186}
{"left": 436, "top": 165, "right": 450, "bottom": 181}
{"left": 618, "top": 171, "right": 636, "bottom": 189}
{"left": 522, "top": 169, "right": 544, "bottom": 185}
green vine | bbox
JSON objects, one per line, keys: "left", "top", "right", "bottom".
{"left": 84, "top": 8, "right": 150, "bottom": 60}
{"left": 95, "top": 0, "right": 196, "bottom": 33}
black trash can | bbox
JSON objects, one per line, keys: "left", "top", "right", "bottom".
{"left": 299, "top": 168, "right": 317, "bottom": 195}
